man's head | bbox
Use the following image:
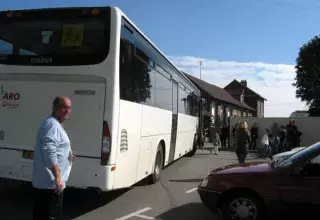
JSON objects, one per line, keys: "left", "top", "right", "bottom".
{"left": 52, "top": 96, "right": 72, "bottom": 123}
{"left": 289, "top": 119, "right": 295, "bottom": 126}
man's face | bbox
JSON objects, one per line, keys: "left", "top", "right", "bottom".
{"left": 56, "top": 98, "right": 72, "bottom": 122}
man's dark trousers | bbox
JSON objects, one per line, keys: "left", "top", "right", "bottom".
{"left": 33, "top": 188, "right": 64, "bottom": 220}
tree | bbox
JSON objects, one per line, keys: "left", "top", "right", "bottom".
{"left": 294, "top": 35, "right": 320, "bottom": 108}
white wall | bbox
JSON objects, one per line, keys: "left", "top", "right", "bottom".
{"left": 229, "top": 116, "right": 320, "bottom": 147}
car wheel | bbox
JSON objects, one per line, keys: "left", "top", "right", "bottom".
{"left": 148, "top": 145, "right": 163, "bottom": 184}
{"left": 221, "top": 191, "right": 265, "bottom": 220}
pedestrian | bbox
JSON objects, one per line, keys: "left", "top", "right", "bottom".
{"left": 235, "top": 121, "right": 251, "bottom": 164}
{"left": 279, "top": 125, "right": 286, "bottom": 152}
{"left": 285, "top": 119, "right": 301, "bottom": 150}
{"left": 250, "top": 123, "right": 259, "bottom": 149}
{"left": 212, "top": 132, "right": 221, "bottom": 155}
{"left": 220, "top": 124, "right": 229, "bottom": 148}
{"left": 232, "top": 123, "right": 238, "bottom": 149}
{"left": 32, "top": 96, "right": 75, "bottom": 220}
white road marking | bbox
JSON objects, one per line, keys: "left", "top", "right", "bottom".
{"left": 136, "top": 214, "right": 155, "bottom": 219}
{"left": 185, "top": 187, "right": 197, "bottom": 194}
{"left": 115, "top": 207, "right": 154, "bottom": 220}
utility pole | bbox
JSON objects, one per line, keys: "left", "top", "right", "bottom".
{"left": 200, "top": 61, "right": 203, "bottom": 80}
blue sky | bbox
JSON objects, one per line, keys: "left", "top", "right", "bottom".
{"left": 1, "top": 0, "right": 319, "bottom": 116}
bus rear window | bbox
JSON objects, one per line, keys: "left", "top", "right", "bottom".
{"left": 0, "top": 7, "right": 110, "bottom": 66}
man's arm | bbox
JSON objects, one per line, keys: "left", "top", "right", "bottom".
{"left": 40, "top": 125, "right": 62, "bottom": 181}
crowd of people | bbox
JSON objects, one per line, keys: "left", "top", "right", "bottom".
{"left": 227, "top": 119, "right": 302, "bottom": 164}
{"left": 200, "top": 118, "right": 303, "bottom": 164}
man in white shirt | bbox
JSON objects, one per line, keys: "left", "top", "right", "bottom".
{"left": 32, "top": 96, "right": 75, "bottom": 220}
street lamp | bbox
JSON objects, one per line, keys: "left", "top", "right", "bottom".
{"left": 200, "top": 61, "right": 203, "bottom": 80}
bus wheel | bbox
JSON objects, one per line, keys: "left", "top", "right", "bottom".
{"left": 148, "top": 145, "right": 163, "bottom": 184}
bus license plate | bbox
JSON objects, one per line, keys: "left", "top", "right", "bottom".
{"left": 22, "top": 150, "right": 34, "bottom": 160}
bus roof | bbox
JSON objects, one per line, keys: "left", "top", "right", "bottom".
{"left": 0, "top": 6, "right": 200, "bottom": 94}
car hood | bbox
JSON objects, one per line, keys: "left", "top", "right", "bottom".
{"left": 209, "top": 161, "right": 273, "bottom": 175}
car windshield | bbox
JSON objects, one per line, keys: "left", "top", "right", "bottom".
{"left": 276, "top": 142, "right": 320, "bottom": 168}
{"left": 272, "top": 147, "right": 306, "bottom": 165}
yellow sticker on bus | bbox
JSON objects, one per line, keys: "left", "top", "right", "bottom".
{"left": 61, "top": 24, "right": 84, "bottom": 47}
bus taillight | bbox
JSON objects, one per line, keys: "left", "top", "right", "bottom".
{"left": 101, "top": 121, "right": 111, "bottom": 165}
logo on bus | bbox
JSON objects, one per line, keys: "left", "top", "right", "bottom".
{"left": 0, "top": 85, "right": 20, "bottom": 109}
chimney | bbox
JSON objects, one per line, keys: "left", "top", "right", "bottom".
{"left": 240, "top": 80, "right": 247, "bottom": 87}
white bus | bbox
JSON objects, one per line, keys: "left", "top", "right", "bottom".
{"left": 0, "top": 6, "right": 201, "bottom": 192}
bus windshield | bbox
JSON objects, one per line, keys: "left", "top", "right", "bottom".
{"left": 0, "top": 7, "right": 110, "bottom": 66}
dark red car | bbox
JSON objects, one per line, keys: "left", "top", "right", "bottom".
{"left": 198, "top": 142, "right": 320, "bottom": 220}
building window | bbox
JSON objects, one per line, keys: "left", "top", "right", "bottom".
{"left": 232, "top": 109, "right": 237, "bottom": 116}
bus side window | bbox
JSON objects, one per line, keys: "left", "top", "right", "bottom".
{"left": 120, "top": 25, "right": 137, "bottom": 102}
{"left": 120, "top": 26, "right": 134, "bottom": 68}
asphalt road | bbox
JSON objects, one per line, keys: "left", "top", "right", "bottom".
{"left": 0, "top": 150, "right": 262, "bottom": 220}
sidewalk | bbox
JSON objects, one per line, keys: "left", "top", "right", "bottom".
{"left": 203, "top": 143, "right": 258, "bottom": 153}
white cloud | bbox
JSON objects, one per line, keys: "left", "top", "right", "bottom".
{"left": 169, "top": 56, "right": 307, "bottom": 117}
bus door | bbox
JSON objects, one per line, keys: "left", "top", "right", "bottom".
{"left": 169, "top": 80, "right": 178, "bottom": 163}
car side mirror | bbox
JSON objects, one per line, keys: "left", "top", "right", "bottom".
{"left": 291, "top": 166, "right": 304, "bottom": 176}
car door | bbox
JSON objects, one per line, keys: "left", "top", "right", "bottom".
{"left": 274, "top": 171, "right": 309, "bottom": 210}
{"left": 301, "top": 154, "right": 320, "bottom": 217}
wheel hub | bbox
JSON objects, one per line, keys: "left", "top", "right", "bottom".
{"left": 155, "top": 164, "right": 159, "bottom": 175}
{"left": 237, "top": 205, "right": 249, "bottom": 218}
{"left": 229, "top": 197, "right": 257, "bottom": 220}
{"left": 155, "top": 152, "right": 161, "bottom": 177}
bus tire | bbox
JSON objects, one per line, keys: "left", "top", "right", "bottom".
{"left": 186, "top": 134, "right": 197, "bottom": 157}
{"left": 148, "top": 145, "right": 163, "bottom": 184}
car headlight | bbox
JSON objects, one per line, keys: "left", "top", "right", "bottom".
{"left": 200, "top": 177, "right": 208, "bottom": 188}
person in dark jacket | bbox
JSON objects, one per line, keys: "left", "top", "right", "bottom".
{"left": 286, "top": 119, "right": 302, "bottom": 150}
{"left": 220, "top": 124, "right": 229, "bottom": 148}
{"left": 235, "top": 121, "right": 251, "bottom": 164}
{"left": 250, "top": 123, "right": 258, "bottom": 149}
{"left": 279, "top": 125, "right": 286, "bottom": 152}
{"left": 232, "top": 123, "right": 238, "bottom": 149}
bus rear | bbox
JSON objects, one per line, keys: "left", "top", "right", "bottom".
{"left": 0, "top": 7, "right": 119, "bottom": 191}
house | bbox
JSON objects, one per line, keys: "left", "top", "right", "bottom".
{"left": 184, "top": 73, "right": 255, "bottom": 140}
{"left": 224, "top": 79, "right": 267, "bottom": 117}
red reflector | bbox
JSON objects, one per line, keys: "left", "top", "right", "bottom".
{"left": 103, "top": 121, "right": 110, "bottom": 137}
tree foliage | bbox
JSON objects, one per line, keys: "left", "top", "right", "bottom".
{"left": 294, "top": 35, "right": 320, "bottom": 108}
